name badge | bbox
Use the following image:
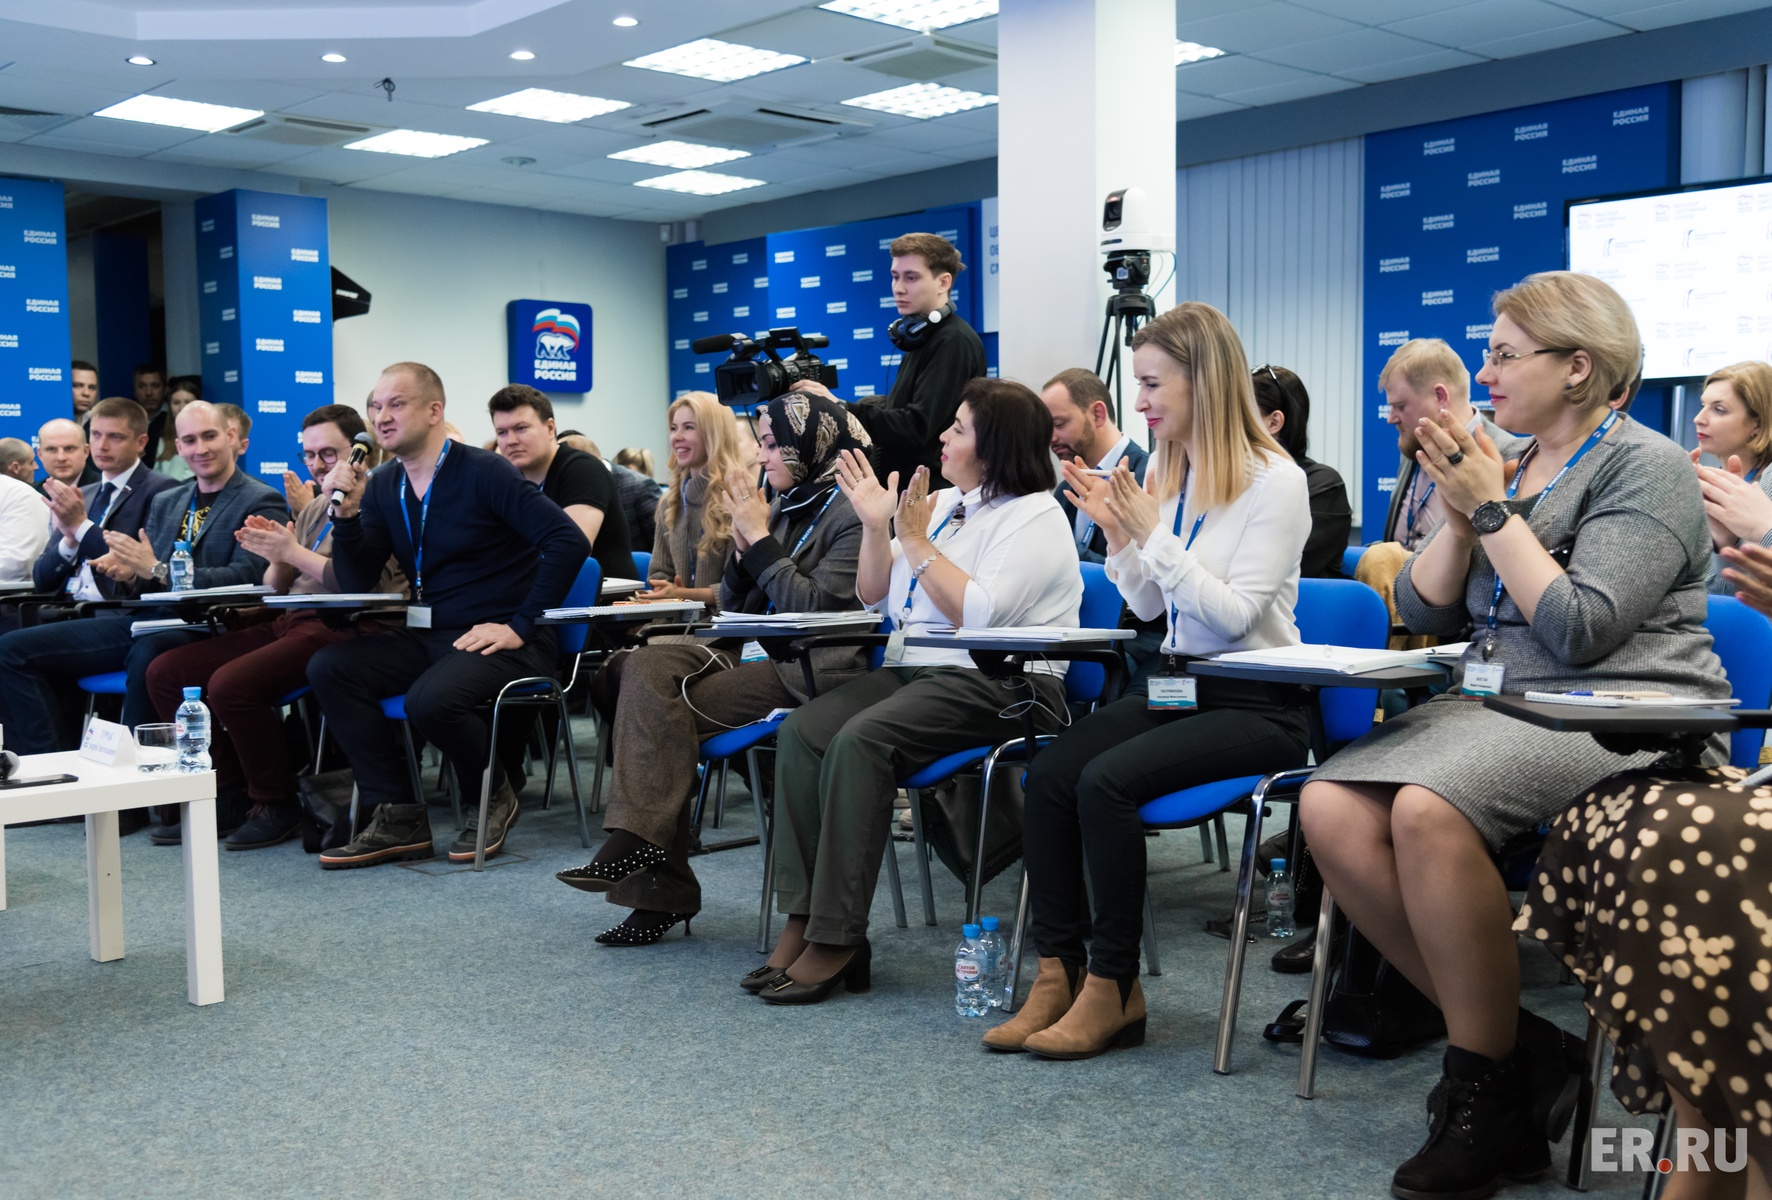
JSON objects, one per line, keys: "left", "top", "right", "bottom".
{"left": 1148, "top": 675, "right": 1198, "bottom": 710}
{"left": 405, "top": 605, "right": 433, "bottom": 629}
{"left": 883, "top": 629, "right": 906, "bottom": 665}
{"left": 740, "top": 640, "right": 769, "bottom": 664}
{"left": 79, "top": 716, "right": 135, "bottom": 766}
{"left": 1462, "top": 662, "right": 1505, "bottom": 696}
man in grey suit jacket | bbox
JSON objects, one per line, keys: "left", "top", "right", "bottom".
{"left": 0, "top": 401, "right": 287, "bottom": 758}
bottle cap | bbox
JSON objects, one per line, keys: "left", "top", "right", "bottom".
{"left": 175, "top": 540, "right": 190, "bottom": 551}
{"left": 962, "top": 923, "right": 981, "bottom": 939}
{"left": 1271, "top": 857, "right": 1285, "bottom": 872}
{"left": 183, "top": 686, "right": 202, "bottom": 700}
{"left": 981, "top": 916, "right": 1000, "bottom": 931}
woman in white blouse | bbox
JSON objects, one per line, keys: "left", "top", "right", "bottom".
{"left": 745, "top": 378, "right": 1083, "bottom": 1005}
{"left": 985, "top": 301, "right": 1313, "bottom": 1058}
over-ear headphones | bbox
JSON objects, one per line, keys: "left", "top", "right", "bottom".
{"left": 888, "top": 300, "right": 955, "bottom": 351}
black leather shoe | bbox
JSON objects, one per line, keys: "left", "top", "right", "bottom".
{"left": 1271, "top": 932, "right": 1314, "bottom": 974}
{"left": 595, "top": 909, "right": 693, "bottom": 946}
{"left": 740, "top": 965, "right": 789, "bottom": 993}
{"left": 224, "top": 804, "right": 302, "bottom": 851}
{"left": 1391, "top": 1048, "right": 1549, "bottom": 1199}
{"left": 761, "top": 940, "right": 871, "bottom": 1005}
{"left": 555, "top": 841, "right": 667, "bottom": 892}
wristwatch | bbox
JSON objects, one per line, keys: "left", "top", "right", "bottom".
{"left": 1471, "top": 500, "right": 1511, "bottom": 536}
{"left": 151, "top": 561, "right": 170, "bottom": 585}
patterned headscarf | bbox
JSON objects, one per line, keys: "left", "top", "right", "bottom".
{"left": 761, "top": 390, "right": 874, "bottom": 511}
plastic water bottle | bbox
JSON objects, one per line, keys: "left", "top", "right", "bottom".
{"left": 169, "top": 541, "right": 194, "bottom": 592}
{"left": 954, "top": 923, "right": 988, "bottom": 1017}
{"left": 1266, "top": 857, "right": 1296, "bottom": 939}
{"left": 977, "top": 916, "right": 1007, "bottom": 1008}
{"left": 175, "top": 687, "right": 211, "bottom": 774}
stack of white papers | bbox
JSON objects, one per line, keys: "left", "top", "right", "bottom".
{"left": 926, "top": 625, "right": 1133, "bottom": 642}
{"left": 1425, "top": 641, "right": 1471, "bottom": 662}
{"left": 132, "top": 618, "right": 207, "bottom": 636}
{"left": 544, "top": 601, "right": 704, "bottom": 619}
{"left": 265, "top": 592, "right": 404, "bottom": 605}
{"left": 1523, "top": 691, "right": 1742, "bottom": 709}
{"left": 710, "top": 611, "right": 875, "bottom": 627}
{"left": 160, "top": 584, "right": 275, "bottom": 599}
{"left": 1209, "top": 644, "right": 1436, "bottom": 674}
{"left": 600, "top": 578, "right": 646, "bottom": 594}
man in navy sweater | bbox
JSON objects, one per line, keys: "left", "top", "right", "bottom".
{"left": 308, "top": 362, "right": 587, "bottom": 868}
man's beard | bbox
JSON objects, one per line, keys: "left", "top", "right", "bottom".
{"left": 1396, "top": 426, "right": 1420, "bottom": 457}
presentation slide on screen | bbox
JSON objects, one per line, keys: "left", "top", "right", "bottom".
{"left": 1568, "top": 178, "right": 1772, "bottom": 379}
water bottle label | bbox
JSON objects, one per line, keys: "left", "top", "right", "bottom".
{"left": 1269, "top": 887, "right": 1292, "bottom": 905}
{"left": 955, "top": 961, "right": 981, "bottom": 982}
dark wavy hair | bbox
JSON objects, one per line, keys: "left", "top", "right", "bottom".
{"left": 962, "top": 377, "right": 1056, "bottom": 500}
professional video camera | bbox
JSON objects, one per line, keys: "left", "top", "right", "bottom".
{"left": 693, "top": 326, "right": 839, "bottom": 406}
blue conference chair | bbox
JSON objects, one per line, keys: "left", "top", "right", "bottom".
{"left": 1704, "top": 595, "right": 1772, "bottom": 768}
{"left": 1340, "top": 545, "right": 1365, "bottom": 579}
{"left": 631, "top": 549, "right": 651, "bottom": 583}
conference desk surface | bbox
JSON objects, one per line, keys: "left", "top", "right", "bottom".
{"left": 1480, "top": 695, "right": 1741, "bottom": 735}
{"left": 1185, "top": 658, "right": 1451, "bottom": 691}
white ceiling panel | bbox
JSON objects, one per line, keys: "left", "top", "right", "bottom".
{"left": 1253, "top": 26, "right": 1459, "bottom": 74}
{"left": 1173, "top": 92, "right": 1249, "bottom": 120}
{"left": 1463, "top": 17, "right": 1631, "bottom": 57}
{"left": 1333, "top": 46, "right": 1486, "bottom": 82}
{"left": 1175, "top": 55, "right": 1327, "bottom": 97}
{"left": 1383, "top": 0, "right": 1616, "bottom": 45}
{"left": 1594, "top": 0, "right": 1772, "bottom": 29}
{"left": 0, "top": 75, "right": 134, "bottom": 118}
{"left": 1175, "top": 4, "right": 1366, "bottom": 54}
{"left": 145, "top": 136, "right": 318, "bottom": 167}
{"left": 723, "top": 7, "right": 912, "bottom": 58}
{"left": 28, "top": 114, "right": 205, "bottom": 150}
{"left": 1218, "top": 74, "right": 1361, "bottom": 105}
{"left": 1287, "top": 0, "right": 1487, "bottom": 23}
{"left": 260, "top": 148, "right": 410, "bottom": 184}
{"left": 20, "top": 133, "right": 160, "bottom": 158}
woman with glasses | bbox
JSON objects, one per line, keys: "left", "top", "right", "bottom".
{"left": 1251, "top": 364, "right": 1352, "bottom": 578}
{"left": 1301, "top": 272, "right": 1729, "bottom": 1200}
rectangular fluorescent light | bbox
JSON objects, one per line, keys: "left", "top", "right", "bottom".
{"left": 623, "top": 38, "right": 806, "bottom": 82}
{"left": 1175, "top": 40, "right": 1227, "bottom": 65}
{"left": 467, "top": 88, "right": 631, "bottom": 123}
{"left": 634, "top": 170, "right": 767, "bottom": 196}
{"left": 819, "top": 0, "right": 996, "bottom": 32}
{"left": 344, "top": 129, "right": 488, "bottom": 157}
{"left": 93, "top": 94, "right": 263, "bottom": 133}
{"left": 841, "top": 82, "right": 997, "bottom": 119}
{"left": 610, "top": 140, "right": 749, "bottom": 169}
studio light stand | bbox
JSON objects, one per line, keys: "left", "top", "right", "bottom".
{"left": 1094, "top": 249, "right": 1157, "bottom": 428}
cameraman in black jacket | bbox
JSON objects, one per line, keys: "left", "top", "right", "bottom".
{"left": 792, "top": 231, "right": 984, "bottom": 490}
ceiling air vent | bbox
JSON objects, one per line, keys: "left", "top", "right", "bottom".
{"left": 0, "top": 105, "right": 70, "bottom": 135}
{"left": 633, "top": 101, "right": 869, "bottom": 149}
{"left": 224, "top": 114, "right": 374, "bottom": 147}
{"left": 842, "top": 34, "right": 995, "bottom": 81}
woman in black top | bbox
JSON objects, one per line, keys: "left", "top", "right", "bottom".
{"left": 1251, "top": 365, "right": 1352, "bottom": 578}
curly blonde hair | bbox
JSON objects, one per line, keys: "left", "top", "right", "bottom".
{"left": 659, "top": 391, "right": 745, "bottom": 561}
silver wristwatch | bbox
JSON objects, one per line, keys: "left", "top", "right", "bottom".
{"left": 151, "top": 561, "right": 170, "bottom": 585}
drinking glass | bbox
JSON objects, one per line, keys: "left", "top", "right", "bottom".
{"left": 135, "top": 724, "right": 177, "bottom": 773}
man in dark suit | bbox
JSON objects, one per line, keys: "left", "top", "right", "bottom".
{"left": 0, "top": 400, "right": 286, "bottom": 763}
{"left": 35, "top": 397, "right": 178, "bottom": 602}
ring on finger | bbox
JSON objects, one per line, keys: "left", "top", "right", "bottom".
{"left": 1445, "top": 449, "right": 1465, "bottom": 466}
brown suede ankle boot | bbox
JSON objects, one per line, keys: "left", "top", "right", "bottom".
{"left": 981, "top": 957, "right": 1081, "bottom": 1052}
{"left": 1021, "top": 973, "right": 1146, "bottom": 1060}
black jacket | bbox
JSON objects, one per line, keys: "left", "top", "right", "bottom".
{"left": 32, "top": 461, "right": 179, "bottom": 598}
{"left": 852, "top": 313, "right": 985, "bottom": 491}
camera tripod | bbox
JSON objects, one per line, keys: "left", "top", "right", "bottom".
{"left": 1094, "top": 251, "right": 1157, "bottom": 426}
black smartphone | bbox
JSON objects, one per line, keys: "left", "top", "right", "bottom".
{"left": 0, "top": 773, "right": 79, "bottom": 790}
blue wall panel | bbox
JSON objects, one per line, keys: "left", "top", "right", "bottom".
{"left": 0, "top": 177, "right": 73, "bottom": 444}
{"left": 1360, "top": 83, "right": 1678, "bottom": 539}
{"left": 195, "top": 189, "right": 332, "bottom": 483}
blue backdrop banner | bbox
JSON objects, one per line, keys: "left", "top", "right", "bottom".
{"left": 1360, "top": 83, "right": 1678, "bottom": 539}
{"left": 195, "top": 188, "right": 332, "bottom": 484}
{"left": 0, "top": 177, "right": 72, "bottom": 448}
{"left": 507, "top": 299, "right": 594, "bottom": 393}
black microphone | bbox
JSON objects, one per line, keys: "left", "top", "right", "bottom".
{"left": 691, "top": 332, "right": 741, "bottom": 354}
{"left": 328, "top": 432, "right": 375, "bottom": 508}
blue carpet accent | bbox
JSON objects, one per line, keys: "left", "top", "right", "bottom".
{"left": 0, "top": 717, "right": 1652, "bottom": 1199}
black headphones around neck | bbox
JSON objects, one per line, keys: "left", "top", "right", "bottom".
{"left": 887, "top": 300, "right": 955, "bottom": 351}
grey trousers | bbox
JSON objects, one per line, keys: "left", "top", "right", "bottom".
{"left": 603, "top": 643, "right": 795, "bottom": 913}
{"left": 771, "top": 665, "right": 1066, "bottom": 946}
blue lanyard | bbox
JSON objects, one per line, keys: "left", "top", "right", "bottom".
{"left": 762, "top": 489, "right": 840, "bottom": 615}
{"left": 308, "top": 519, "right": 334, "bottom": 553}
{"left": 398, "top": 440, "right": 452, "bottom": 600}
{"left": 1166, "top": 494, "right": 1208, "bottom": 644}
{"left": 1482, "top": 411, "right": 1617, "bottom": 657}
{"left": 1404, "top": 476, "right": 1436, "bottom": 543}
{"left": 1747, "top": 466, "right": 1762, "bottom": 485}
{"left": 899, "top": 505, "right": 959, "bottom": 623}
{"left": 184, "top": 491, "right": 204, "bottom": 543}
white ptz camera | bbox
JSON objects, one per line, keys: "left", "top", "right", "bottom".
{"left": 1100, "top": 186, "right": 1174, "bottom": 254}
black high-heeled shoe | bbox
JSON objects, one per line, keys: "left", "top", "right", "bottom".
{"left": 740, "top": 965, "right": 790, "bottom": 993}
{"left": 555, "top": 842, "right": 667, "bottom": 893}
{"left": 595, "top": 909, "right": 693, "bottom": 946}
{"left": 760, "top": 940, "right": 871, "bottom": 1005}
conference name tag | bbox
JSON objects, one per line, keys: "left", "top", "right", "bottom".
{"left": 406, "top": 605, "right": 432, "bottom": 629}
{"left": 1148, "top": 676, "right": 1198, "bottom": 711}
{"left": 740, "top": 640, "right": 769, "bottom": 664}
{"left": 1462, "top": 662, "right": 1506, "bottom": 696}
{"left": 79, "top": 716, "right": 135, "bottom": 767}
{"left": 883, "top": 629, "right": 907, "bottom": 665}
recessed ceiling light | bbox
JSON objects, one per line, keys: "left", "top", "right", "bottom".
{"left": 94, "top": 94, "right": 263, "bottom": 133}
{"left": 126, "top": 55, "right": 156, "bottom": 67}
{"left": 509, "top": 50, "right": 536, "bottom": 61}
{"left": 819, "top": 0, "right": 996, "bottom": 33}
{"left": 344, "top": 129, "right": 489, "bottom": 158}
{"left": 1175, "top": 40, "right": 1227, "bottom": 65}
{"left": 612, "top": 16, "right": 639, "bottom": 27}
{"left": 623, "top": 38, "right": 805, "bottom": 83}
{"left": 610, "top": 140, "right": 749, "bottom": 169}
{"left": 841, "top": 82, "right": 996, "bottom": 120}
{"left": 469, "top": 87, "right": 631, "bottom": 123}
{"left": 321, "top": 53, "right": 348, "bottom": 64}
{"left": 634, "top": 170, "right": 767, "bottom": 196}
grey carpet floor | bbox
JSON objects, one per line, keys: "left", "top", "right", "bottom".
{"left": 1, "top": 738, "right": 1656, "bottom": 1199}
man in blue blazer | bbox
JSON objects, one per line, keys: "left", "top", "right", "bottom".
{"left": 0, "top": 400, "right": 287, "bottom": 764}
{"left": 34, "top": 397, "right": 178, "bottom": 602}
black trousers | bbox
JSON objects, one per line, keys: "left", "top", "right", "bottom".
{"left": 307, "top": 625, "right": 558, "bottom": 812}
{"left": 1023, "top": 690, "right": 1309, "bottom": 980}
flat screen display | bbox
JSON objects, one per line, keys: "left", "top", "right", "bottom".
{"left": 1567, "top": 176, "right": 1772, "bottom": 380}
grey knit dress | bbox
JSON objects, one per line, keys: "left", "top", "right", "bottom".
{"left": 1313, "top": 417, "right": 1730, "bottom": 849}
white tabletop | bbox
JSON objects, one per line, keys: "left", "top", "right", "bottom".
{"left": 263, "top": 592, "right": 408, "bottom": 609}
{"left": 601, "top": 577, "right": 646, "bottom": 597}
{"left": 0, "top": 579, "right": 35, "bottom": 593}
{"left": 1, "top": 752, "right": 214, "bottom": 824}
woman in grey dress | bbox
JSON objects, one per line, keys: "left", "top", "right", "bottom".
{"left": 1301, "top": 271, "right": 1730, "bottom": 1200}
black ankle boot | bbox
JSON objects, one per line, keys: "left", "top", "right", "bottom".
{"left": 1391, "top": 1047, "right": 1549, "bottom": 1200}
{"left": 1515, "top": 1008, "right": 1585, "bottom": 1141}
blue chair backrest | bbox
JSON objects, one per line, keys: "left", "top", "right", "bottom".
{"left": 1704, "top": 595, "right": 1772, "bottom": 768}
{"left": 1293, "top": 577, "right": 1390, "bottom": 749}
{"left": 1341, "top": 545, "right": 1365, "bottom": 579}
{"left": 554, "top": 558, "right": 603, "bottom": 656}
{"left": 867, "top": 614, "right": 894, "bottom": 670}
{"left": 631, "top": 549, "right": 651, "bottom": 582}
{"left": 1064, "top": 562, "right": 1126, "bottom": 705}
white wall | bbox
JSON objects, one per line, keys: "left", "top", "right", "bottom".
{"left": 1176, "top": 138, "right": 1365, "bottom": 518}
{"left": 325, "top": 189, "right": 669, "bottom": 458}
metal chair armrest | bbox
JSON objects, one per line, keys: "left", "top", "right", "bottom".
{"left": 778, "top": 632, "right": 892, "bottom": 699}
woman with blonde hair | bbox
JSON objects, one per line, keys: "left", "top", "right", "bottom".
{"left": 1301, "top": 272, "right": 1728, "bottom": 1199}
{"left": 987, "top": 301, "right": 1312, "bottom": 1059}
{"left": 613, "top": 446, "right": 655, "bottom": 479}
{"left": 1690, "top": 360, "right": 1772, "bottom": 593}
{"left": 640, "top": 391, "right": 745, "bottom": 607}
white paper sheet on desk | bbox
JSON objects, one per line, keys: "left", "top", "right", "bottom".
{"left": 132, "top": 618, "right": 207, "bottom": 636}
{"left": 1425, "top": 642, "right": 1471, "bottom": 662}
{"left": 710, "top": 611, "right": 875, "bottom": 626}
{"left": 935, "top": 625, "right": 1134, "bottom": 641}
{"left": 1209, "top": 644, "right": 1435, "bottom": 674}
{"left": 1522, "top": 691, "right": 1742, "bottom": 709}
{"left": 601, "top": 578, "right": 645, "bottom": 593}
{"left": 265, "top": 592, "right": 404, "bottom": 605}
{"left": 158, "top": 584, "right": 275, "bottom": 599}
{"left": 544, "top": 601, "right": 704, "bottom": 618}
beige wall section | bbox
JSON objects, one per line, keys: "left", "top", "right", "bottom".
{"left": 326, "top": 188, "right": 669, "bottom": 458}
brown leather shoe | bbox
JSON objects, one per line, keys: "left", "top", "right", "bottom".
{"left": 981, "top": 957, "right": 1081, "bottom": 1052}
{"left": 1021, "top": 973, "right": 1146, "bottom": 1060}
